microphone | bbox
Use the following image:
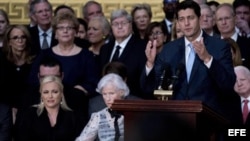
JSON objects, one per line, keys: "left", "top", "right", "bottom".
{"left": 160, "top": 65, "right": 172, "bottom": 90}
{"left": 154, "top": 64, "right": 173, "bottom": 100}
{"left": 168, "top": 63, "right": 185, "bottom": 90}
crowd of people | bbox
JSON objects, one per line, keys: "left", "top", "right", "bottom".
{"left": 0, "top": 0, "right": 250, "bottom": 140}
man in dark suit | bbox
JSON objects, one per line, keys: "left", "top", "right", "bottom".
{"left": 161, "top": 0, "right": 179, "bottom": 43}
{"left": 233, "top": 0, "right": 250, "bottom": 38}
{"left": 144, "top": 0, "right": 236, "bottom": 117}
{"left": 200, "top": 4, "right": 220, "bottom": 38}
{"left": 99, "top": 9, "right": 147, "bottom": 99}
{"left": 233, "top": 66, "right": 250, "bottom": 125}
{"left": 215, "top": 3, "right": 250, "bottom": 69}
{"left": 28, "top": 0, "right": 58, "bottom": 55}
{"left": 222, "top": 65, "right": 250, "bottom": 140}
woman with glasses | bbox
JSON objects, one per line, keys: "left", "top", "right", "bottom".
{"left": 29, "top": 12, "right": 99, "bottom": 98}
{"left": 1, "top": 25, "right": 35, "bottom": 123}
{"left": 145, "top": 22, "right": 168, "bottom": 54}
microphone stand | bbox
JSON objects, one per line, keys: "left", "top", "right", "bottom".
{"left": 154, "top": 63, "right": 184, "bottom": 101}
{"left": 154, "top": 66, "right": 173, "bottom": 101}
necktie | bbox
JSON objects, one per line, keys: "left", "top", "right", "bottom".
{"left": 186, "top": 44, "right": 195, "bottom": 82}
{"left": 108, "top": 109, "right": 121, "bottom": 141}
{"left": 42, "top": 32, "right": 49, "bottom": 49}
{"left": 111, "top": 45, "right": 121, "bottom": 62}
{"left": 168, "top": 24, "right": 172, "bottom": 33}
{"left": 243, "top": 99, "right": 249, "bottom": 124}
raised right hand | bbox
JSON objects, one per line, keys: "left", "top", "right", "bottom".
{"left": 145, "top": 40, "right": 157, "bottom": 69}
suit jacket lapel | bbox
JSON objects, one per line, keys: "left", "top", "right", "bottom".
{"left": 34, "top": 26, "right": 41, "bottom": 49}
{"left": 106, "top": 41, "right": 115, "bottom": 62}
{"left": 51, "top": 33, "right": 58, "bottom": 47}
{"left": 189, "top": 32, "right": 209, "bottom": 83}
{"left": 118, "top": 35, "right": 136, "bottom": 61}
{"left": 177, "top": 38, "right": 186, "bottom": 82}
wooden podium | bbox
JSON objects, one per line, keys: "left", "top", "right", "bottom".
{"left": 111, "top": 100, "right": 229, "bottom": 141}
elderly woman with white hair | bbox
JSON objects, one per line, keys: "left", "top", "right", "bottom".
{"left": 75, "top": 73, "right": 129, "bottom": 141}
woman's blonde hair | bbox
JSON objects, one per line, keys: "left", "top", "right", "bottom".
{"left": 34, "top": 75, "right": 72, "bottom": 116}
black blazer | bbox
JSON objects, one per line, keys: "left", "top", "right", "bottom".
{"left": 0, "top": 103, "right": 12, "bottom": 141}
{"left": 99, "top": 34, "right": 147, "bottom": 98}
{"left": 161, "top": 19, "right": 172, "bottom": 43}
{"left": 28, "top": 25, "right": 58, "bottom": 55}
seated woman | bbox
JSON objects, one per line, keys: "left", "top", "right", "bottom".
{"left": 76, "top": 73, "right": 130, "bottom": 141}
{"left": 15, "top": 76, "right": 81, "bottom": 141}
{"left": 88, "top": 62, "right": 141, "bottom": 117}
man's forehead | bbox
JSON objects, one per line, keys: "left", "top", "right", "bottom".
{"left": 178, "top": 9, "right": 196, "bottom": 16}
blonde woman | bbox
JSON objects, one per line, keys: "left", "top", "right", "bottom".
{"left": 15, "top": 76, "right": 80, "bottom": 141}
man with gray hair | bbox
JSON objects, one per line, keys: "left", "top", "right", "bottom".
{"left": 82, "top": 1, "right": 104, "bottom": 23}
{"left": 28, "top": 0, "right": 58, "bottom": 55}
{"left": 227, "top": 65, "right": 250, "bottom": 140}
{"left": 200, "top": 4, "right": 219, "bottom": 37}
{"left": 99, "top": 9, "right": 148, "bottom": 99}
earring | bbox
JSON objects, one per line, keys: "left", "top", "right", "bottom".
{"left": 102, "top": 35, "right": 106, "bottom": 39}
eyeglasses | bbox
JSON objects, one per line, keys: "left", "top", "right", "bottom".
{"left": 56, "top": 26, "right": 75, "bottom": 31}
{"left": 149, "top": 31, "right": 163, "bottom": 37}
{"left": 216, "top": 16, "right": 233, "bottom": 23}
{"left": 10, "top": 35, "right": 26, "bottom": 41}
{"left": 111, "top": 21, "right": 130, "bottom": 28}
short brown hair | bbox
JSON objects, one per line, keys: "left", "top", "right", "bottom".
{"left": 52, "top": 12, "right": 79, "bottom": 33}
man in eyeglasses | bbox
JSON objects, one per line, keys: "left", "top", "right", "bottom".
{"left": 99, "top": 9, "right": 148, "bottom": 99}
{"left": 215, "top": 3, "right": 250, "bottom": 70}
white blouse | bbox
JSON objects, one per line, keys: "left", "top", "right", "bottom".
{"left": 75, "top": 108, "right": 124, "bottom": 141}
